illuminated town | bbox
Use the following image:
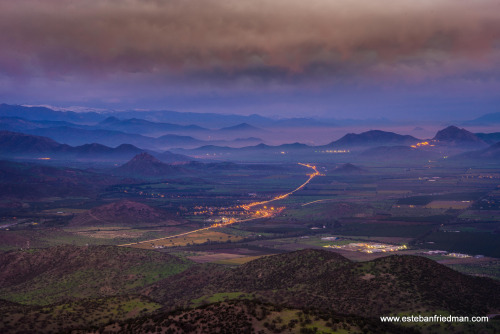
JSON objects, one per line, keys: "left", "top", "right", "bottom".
{"left": 411, "top": 140, "right": 437, "bottom": 148}
{"left": 324, "top": 242, "right": 408, "bottom": 253}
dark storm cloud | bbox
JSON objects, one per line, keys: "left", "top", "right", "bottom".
{"left": 1, "top": 0, "right": 499, "bottom": 82}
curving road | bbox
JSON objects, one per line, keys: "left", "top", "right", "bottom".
{"left": 119, "top": 163, "right": 320, "bottom": 247}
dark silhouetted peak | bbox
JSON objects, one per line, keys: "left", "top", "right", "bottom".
{"left": 434, "top": 126, "right": 483, "bottom": 143}
{"left": 279, "top": 142, "right": 309, "bottom": 149}
{"left": 115, "top": 152, "right": 181, "bottom": 177}
{"left": 254, "top": 143, "right": 270, "bottom": 148}
{"left": 332, "top": 163, "right": 365, "bottom": 174}
{"left": 331, "top": 130, "right": 419, "bottom": 147}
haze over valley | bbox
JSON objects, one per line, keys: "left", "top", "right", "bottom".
{"left": 0, "top": 103, "right": 499, "bottom": 333}
{"left": 1, "top": 0, "right": 500, "bottom": 332}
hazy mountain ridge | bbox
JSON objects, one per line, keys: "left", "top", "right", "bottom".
{"left": 0, "top": 104, "right": 104, "bottom": 123}
{"left": 28, "top": 126, "right": 205, "bottom": 149}
{"left": 2, "top": 104, "right": 499, "bottom": 158}
{"left": 0, "top": 131, "right": 194, "bottom": 163}
{"left": 97, "top": 116, "right": 209, "bottom": 135}
{"left": 218, "top": 122, "right": 264, "bottom": 132}
{"left": 0, "top": 130, "right": 142, "bottom": 160}
{"left": 1, "top": 117, "right": 264, "bottom": 150}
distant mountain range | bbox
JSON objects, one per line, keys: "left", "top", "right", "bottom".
{"left": 2, "top": 102, "right": 499, "bottom": 130}
{"left": 28, "top": 126, "right": 205, "bottom": 149}
{"left": 0, "top": 116, "right": 263, "bottom": 150}
{"left": 2, "top": 123, "right": 499, "bottom": 165}
{"left": 1, "top": 103, "right": 328, "bottom": 129}
{"left": 173, "top": 126, "right": 500, "bottom": 163}
{"left": 97, "top": 116, "right": 208, "bottom": 135}
{"left": 0, "top": 131, "right": 193, "bottom": 163}
{"left": 218, "top": 122, "right": 265, "bottom": 132}
{"left": 0, "top": 103, "right": 104, "bottom": 123}
{"left": 2, "top": 104, "right": 499, "bottom": 155}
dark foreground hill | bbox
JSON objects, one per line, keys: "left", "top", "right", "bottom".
{"left": 149, "top": 249, "right": 500, "bottom": 317}
{"left": 0, "top": 245, "right": 191, "bottom": 305}
{"left": 105, "top": 299, "right": 419, "bottom": 334}
{"left": 0, "top": 298, "right": 422, "bottom": 334}
{"left": 70, "top": 200, "right": 181, "bottom": 227}
{"left": 0, "top": 247, "right": 498, "bottom": 333}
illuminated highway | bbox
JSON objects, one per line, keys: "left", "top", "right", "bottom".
{"left": 119, "top": 163, "right": 320, "bottom": 247}
{"left": 301, "top": 198, "right": 337, "bottom": 206}
{"left": 242, "top": 163, "right": 320, "bottom": 210}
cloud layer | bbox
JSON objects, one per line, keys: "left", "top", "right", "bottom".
{"left": 1, "top": 0, "right": 499, "bottom": 81}
{"left": 0, "top": 0, "right": 499, "bottom": 117}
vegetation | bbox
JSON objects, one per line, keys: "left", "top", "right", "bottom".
{"left": 148, "top": 249, "right": 500, "bottom": 318}
{"left": 0, "top": 245, "right": 192, "bottom": 305}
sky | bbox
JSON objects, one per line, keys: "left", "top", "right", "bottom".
{"left": 0, "top": 0, "right": 499, "bottom": 120}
